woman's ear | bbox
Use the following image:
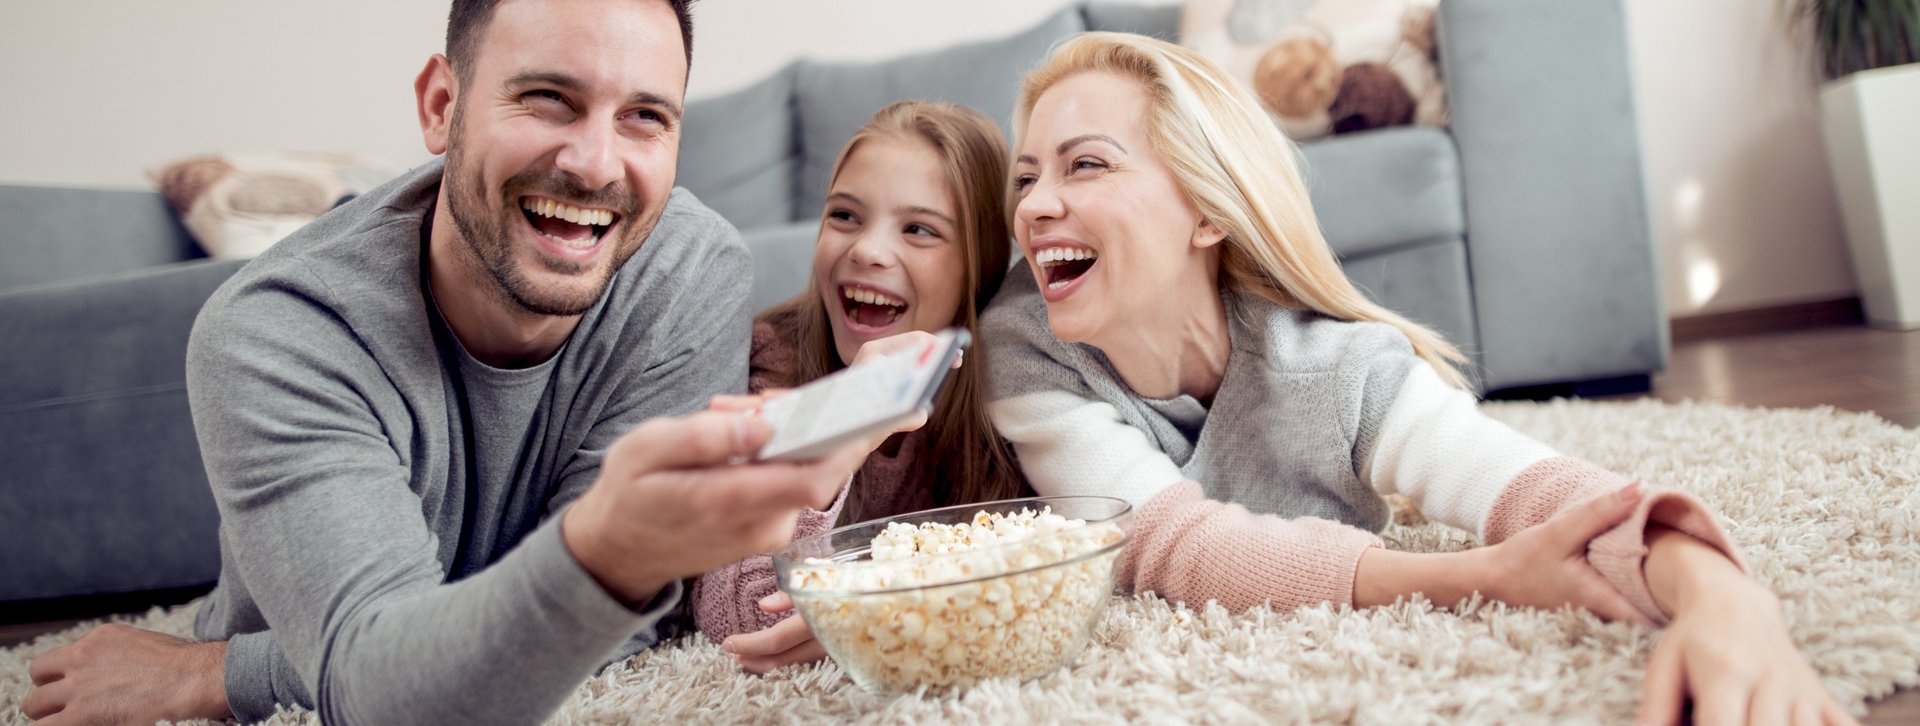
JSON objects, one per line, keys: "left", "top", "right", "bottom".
{"left": 1193, "top": 216, "right": 1228, "bottom": 250}
{"left": 417, "top": 54, "right": 458, "bottom": 156}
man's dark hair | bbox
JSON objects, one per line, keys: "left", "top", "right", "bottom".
{"left": 445, "top": 0, "right": 694, "bottom": 83}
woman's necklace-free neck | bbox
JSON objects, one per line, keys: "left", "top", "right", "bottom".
{"left": 1093, "top": 278, "right": 1231, "bottom": 406}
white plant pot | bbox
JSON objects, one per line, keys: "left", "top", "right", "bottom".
{"left": 1818, "top": 62, "right": 1920, "bottom": 329}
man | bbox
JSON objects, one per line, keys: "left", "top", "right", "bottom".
{"left": 21, "top": 0, "right": 864, "bottom": 723}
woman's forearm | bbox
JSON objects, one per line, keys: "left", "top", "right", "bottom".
{"left": 1643, "top": 524, "right": 1774, "bottom": 618}
{"left": 1352, "top": 547, "right": 1487, "bottom": 609}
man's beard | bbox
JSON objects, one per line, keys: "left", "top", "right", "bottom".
{"left": 441, "top": 110, "right": 659, "bottom": 317}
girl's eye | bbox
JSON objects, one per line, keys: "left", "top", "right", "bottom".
{"left": 828, "top": 209, "right": 857, "bottom": 223}
{"left": 905, "top": 223, "right": 938, "bottom": 238}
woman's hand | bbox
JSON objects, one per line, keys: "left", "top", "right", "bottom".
{"left": 722, "top": 591, "right": 829, "bottom": 674}
{"left": 1475, "top": 483, "right": 1656, "bottom": 626}
{"left": 1638, "top": 527, "right": 1856, "bottom": 726}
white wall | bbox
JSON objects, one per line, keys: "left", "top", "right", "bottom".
{"left": 1623, "top": 0, "right": 1855, "bottom": 315}
{"left": 0, "top": 0, "right": 1857, "bottom": 315}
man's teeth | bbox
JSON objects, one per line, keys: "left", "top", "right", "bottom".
{"left": 522, "top": 198, "right": 614, "bottom": 227}
{"left": 1035, "top": 246, "right": 1098, "bottom": 265}
{"left": 842, "top": 286, "right": 906, "bottom": 308}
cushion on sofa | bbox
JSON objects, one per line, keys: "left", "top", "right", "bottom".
{"left": 741, "top": 219, "right": 822, "bottom": 314}
{"left": 0, "top": 185, "right": 202, "bottom": 293}
{"left": 1295, "top": 125, "right": 1464, "bottom": 259}
{"left": 791, "top": 7, "right": 1088, "bottom": 218}
{"left": 1082, "top": 2, "right": 1183, "bottom": 41}
{"left": 678, "top": 64, "right": 800, "bottom": 229}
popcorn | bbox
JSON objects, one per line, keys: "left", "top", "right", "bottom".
{"left": 785, "top": 507, "right": 1126, "bottom": 694}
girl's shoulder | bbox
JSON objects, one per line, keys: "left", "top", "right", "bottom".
{"left": 748, "top": 306, "right": 805, "bottom": 394}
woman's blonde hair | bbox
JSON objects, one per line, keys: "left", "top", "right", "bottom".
{"left": 763, "top": 100, "right": 1025, "bottom": 524}
{"left": 1012, "top": 32, "right": 1471, "bottom": 387}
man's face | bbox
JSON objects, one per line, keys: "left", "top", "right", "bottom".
{"left": 442, "top": 0, "right": 687, "bottom": 316}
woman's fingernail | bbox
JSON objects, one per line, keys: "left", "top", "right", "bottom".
{"left": 1617, "top": 482, "right": 1642, "bottom": 503}
{"left": 759, "top": 593, "right": 780, "bottom": 607}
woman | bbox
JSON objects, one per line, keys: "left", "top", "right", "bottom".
{"left": 981, "top": 33, "right": 1851, "bottom": 725}
{"left": 693, "top": 100, "right": 1027, "bottom": 673}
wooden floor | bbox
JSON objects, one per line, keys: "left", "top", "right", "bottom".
{"left": 3, "top": 323, "right": 1916, "bottom": 722}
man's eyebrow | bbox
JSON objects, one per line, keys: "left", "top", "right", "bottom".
{"left": 1016, "top": 133, "right": 1128, "bottom": 166}
{"left": 627, "top": 91, "right": 683, "bottom": 121}
{"left": 504, "top": 71, "right": 683, "bottom": 120}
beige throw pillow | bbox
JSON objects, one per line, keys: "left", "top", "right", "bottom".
{"left": 149, "top": 151, "right": 401, "bottom": 258}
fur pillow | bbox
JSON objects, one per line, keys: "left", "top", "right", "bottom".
{"left": 149, "top": 152, "right": 400, "bottom": 258}
{"left": 1182, "top": 0, "right": 1446, "bottom": 141}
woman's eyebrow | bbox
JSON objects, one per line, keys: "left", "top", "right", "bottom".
{"left": 1017, "top": 133, "right": 1129, "bottom": 166}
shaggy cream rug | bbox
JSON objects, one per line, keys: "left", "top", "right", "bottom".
{"left": 3, "top": 399, "right": 1916, "bottom": 724}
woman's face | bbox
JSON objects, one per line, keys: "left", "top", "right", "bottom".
{"left": 814, "top": 135, "right": 968, "bottom": 366}
{"left": 1011, "top": 71, "right": 1223, "bottom": 345}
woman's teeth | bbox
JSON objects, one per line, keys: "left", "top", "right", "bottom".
{"left": 1036, "top": 246, "right": 1099, "bottom": 290}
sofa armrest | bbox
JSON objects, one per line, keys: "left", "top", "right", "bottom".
{"left": 0, "top": 259, "right": 245, "bottom": 602}
{"left": 1438, "top": 0, "right": 1669, "bottom": 390}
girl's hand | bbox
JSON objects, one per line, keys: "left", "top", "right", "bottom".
{"left": 722, "top": 591, "right": 828, "bottom": 674}
{"left": 1638, "top": 528, "right": 1857, "bottom": 726}
{"left": 1478, "top": 483, "right": 1656, "bottom": 626}
{"left": 849, "top": 330, "right": 964, "bottom": 370}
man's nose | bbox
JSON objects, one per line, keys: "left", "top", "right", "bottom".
{"left": 554, "top": 117, "right": 622, "bottom": 192}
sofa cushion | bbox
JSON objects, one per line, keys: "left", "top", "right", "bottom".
{"left": 742, "top": 219, "right": 821, "bottom": 314}
{"left": 1296, "top": 125, "right": 1465, "bottom": 259}
{"left": 791, "top": 7, "right": 1087, "bottom": 219}
{"left": 0, "top": 185, "right": 202, "bottom": 292}
{"left": 1083, "top": 2, "right": 1182, "bottom": 41}
{"left": 679, "top": 64, "right": 799, "bottom": 229}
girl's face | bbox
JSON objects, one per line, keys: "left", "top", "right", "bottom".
{"left": 1011, "top": 71, "right": 1224, "bottom": 345}
{"left": 814, "top": 135, "right": 968, "bottom": 366}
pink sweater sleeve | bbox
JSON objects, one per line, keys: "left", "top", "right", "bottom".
{"left": 1118, "top": 481, "right": 1384, "bottom": 613}
{"left": 1482, "top": 456, "right": 1748, "bottom": 625}
{"left": 692, "top": 481, "right": 851, "bottom": 642}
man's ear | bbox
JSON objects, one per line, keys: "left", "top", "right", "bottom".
{"left": 1193, "top": 216, "right": 1228, "bottom": 250}
{"left": 416, "top": 54, "right": 458, "bottom": 156}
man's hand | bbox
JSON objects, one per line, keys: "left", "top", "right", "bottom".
{"left": 561, "top": 410, "right": 869, "bottom": 605}
{"left": 723, "top": 591, "right": 828, "bottom": 674}
{"left": 21, "top": 624, "right": 231, "bottom": 724}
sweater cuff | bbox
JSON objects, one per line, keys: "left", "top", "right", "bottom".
{"left": 1588, "top": 487, "right": 1748, "bottom": 625}
{"left": 1120, "top": 481, "right": 1384, "bottom": 613}
{"left": 222, "top": 631, "right": 284, "bottom": 724}
{"left": 540, "top": 510, "right": 684, "bottom": 630}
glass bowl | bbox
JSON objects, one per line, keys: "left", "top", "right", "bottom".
{"left": 772, "top": 495, "right": 1131, "bottom": 695}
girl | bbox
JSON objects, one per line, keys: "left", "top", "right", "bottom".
{"left": 983, "top": 32, "right": 1851, "bottom": 726}
{"left": 693, "top": 100, "right": 1027, "bottom": 673}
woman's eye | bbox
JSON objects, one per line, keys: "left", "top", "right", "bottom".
{"left": 1070, "top": 157, "right": 1106, "bottom": 174}
{"left": 1013, "top": 175, "right": 1037, "bottom": 192}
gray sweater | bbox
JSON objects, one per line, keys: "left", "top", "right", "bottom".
{"left": 187, "top": 160, "right": 751, "bottom": 724}
{"left": 980, "top": 267, "right": 1416, "bottom": 532}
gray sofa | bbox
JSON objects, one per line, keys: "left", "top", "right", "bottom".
{"left": 0, "top": 0, "right": 1663, "bottom": 607}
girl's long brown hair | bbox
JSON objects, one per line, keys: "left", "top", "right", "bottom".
{"left": 762, "top": 100, "right": 1025, "bottom": 524}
